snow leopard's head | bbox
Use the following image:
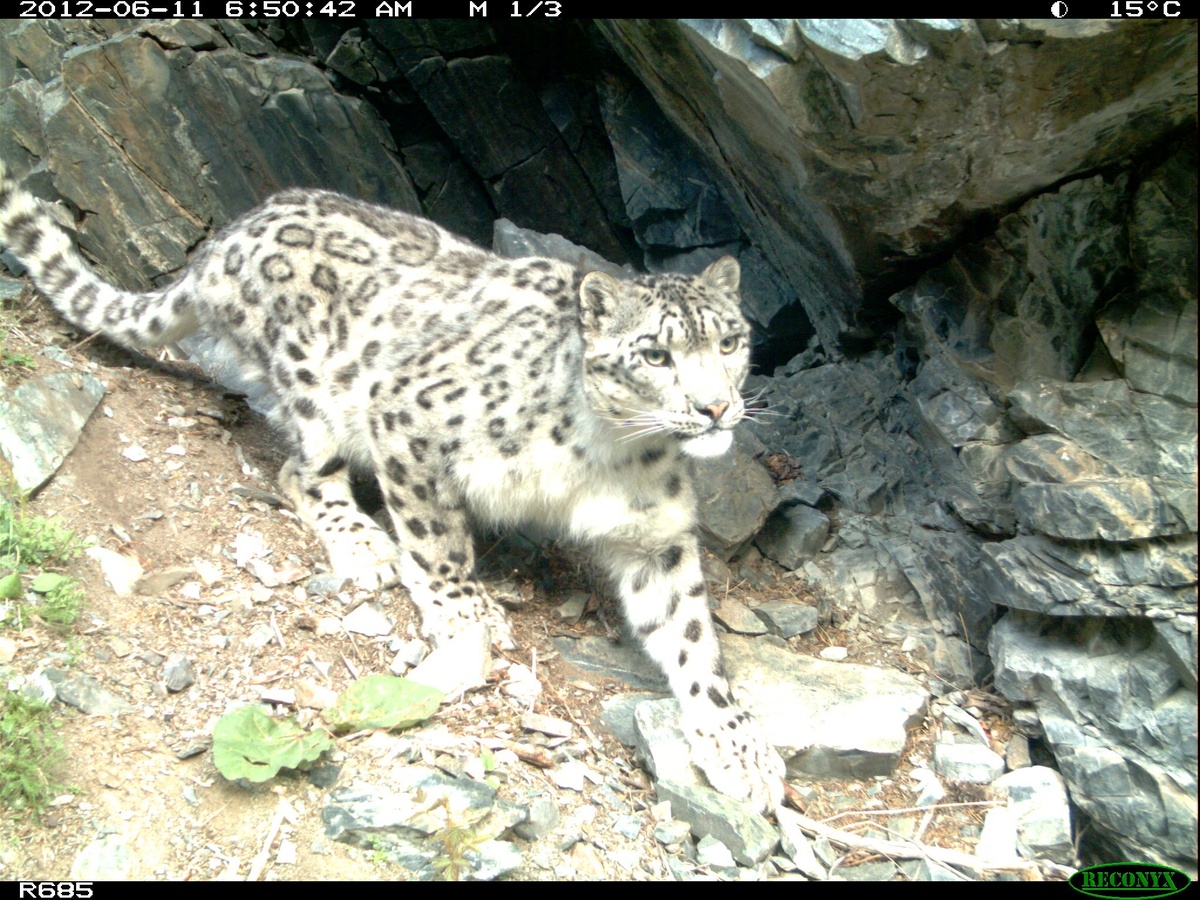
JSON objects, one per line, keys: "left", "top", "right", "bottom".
{"left": 578, "top": 256, "right": 751, "bottom": 459}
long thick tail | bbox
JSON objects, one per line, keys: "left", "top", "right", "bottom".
{"left": 0, "top": 161, "right": 198, "bottom": 347}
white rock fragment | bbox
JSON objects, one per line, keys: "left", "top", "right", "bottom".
{"left": 342, "top": 602, "right": 393, "bottom": 637}
{"left": 246, "top": 558, "right": 280, "bottom": 587}
{"left": 818, "top": 646, "right": 848, "bottom": 661}
{"left": 521, "top": 712, "right": 574, "bottom": 738}
{"left": 275, "top": 839, "right": 297, "bottom": 866}
{"left": 233, "top": 532, "right": 269, "bottom": 567}
{"left": 316, "top": 617, "right": 342, "bottom": 636}
{"left": 550, "top": 760, "right": 594, "bottom": 791}
{"left": 407, "top": 624, "right": 491, "bottom": 697}
{"left": 501, "top": 663, "right": 542, "bottom": 704}
{"left": 122, "top": 444, "right": 148, "bottom": 462}
{"left": 85, "top": 547, "right": 145, "bottom": 596}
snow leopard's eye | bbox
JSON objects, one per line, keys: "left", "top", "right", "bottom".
{"left": 719, "top": 335, "right": 740, "bottom": 355}
{"left": 642, "top": 348, "right": 671, "bottom": 367}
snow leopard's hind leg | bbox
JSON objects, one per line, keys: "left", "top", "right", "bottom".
{"left": 276, "top": 416, "right": 405, "bottom": 592}
{"left": 367, "top": 426, "right": 517, "bottom": 652}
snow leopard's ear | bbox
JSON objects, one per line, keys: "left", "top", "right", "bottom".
{"left": 579, "top": 270, "right": 621, "bottom": 333}
{"left": 701, "top": 255, "right": 740, "bottom": 295}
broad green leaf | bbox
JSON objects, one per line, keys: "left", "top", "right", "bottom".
{"left": 212, "top": 705, "right": 334, "bottom": 784}
{"left": 29, "top": 573, "right": 69, "bottom": 594}
{"left": 0, "top": 572, "right": 20, "bottom": 599}
{"left": 324, "top": 674, "right": 443, "bottom": 733}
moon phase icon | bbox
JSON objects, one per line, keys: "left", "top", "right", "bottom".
{"left": 1051, "top": 0, "right": 1068, "bottom": 15}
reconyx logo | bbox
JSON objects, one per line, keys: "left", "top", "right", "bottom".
{"left": 1069, "top": 862, "right": 1190, "bottom": 899}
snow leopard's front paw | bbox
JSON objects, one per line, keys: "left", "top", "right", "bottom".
{"left": 685, "top": 707, "right": 785, "bottom": 813}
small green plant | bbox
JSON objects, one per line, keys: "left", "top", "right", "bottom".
{"left": 0, "top": 499, "right": 83, "bottom": 633}
{"left": 0, "top": 498, "right": 82, "bottom": 572}
{"left": 431, "top": 797, "right": 485, "bottom": 882}
{"left": 0, "top": 690, "right": 67, "bottom": 819}
{"left": 31, "top": 574, "right": 83, "bottom": 632}
{"left": 0, "top": 348, "right": 35, "bottom": 372}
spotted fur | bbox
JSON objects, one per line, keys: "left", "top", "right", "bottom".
{"left": 0, "top": 163, "right": 784, "bottom": 810}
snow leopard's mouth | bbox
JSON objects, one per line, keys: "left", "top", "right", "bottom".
{"left": 679, "top": 428, "right": 733, "bottom": 458}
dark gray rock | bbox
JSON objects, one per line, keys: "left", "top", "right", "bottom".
{"left": 1013, "top": 477, "right": 1196, "bottom": 541}
{"left": 886, "top": 527, "right": 998, "bottom": 652}
{"left": 0, "top": 372, "right": 105, "bottom": 494}
{"left": 753, "top": 351, "right": 955, "bottom": 518}
{"left": 1098, "top": 143, "right": 1197, "bottom": 406}
{"left": 323, "top": 769, "right": 525, "bottom": 880}
{"left": 720, "top": 634, "right": 928, "bottom": 780}
{"left": 894, "top": 172, "right": 1130, "bottom": 390}
{"left": 751, "top": 602, "right": 818, "bottom": 639}
{"left": 932, "top": 741, "right": 1005, "bottom": 784}
{"left": 599, "top": 691, "right": 665, "bottom": 747}
{"left": 689, "top": 430, "right": 778, "bottom": 559}
{"left": 162, "top": 653, "right": 196, "bottom": 693}
{"left": 597, "top": 74, "right": 740, "bottom": 252}
{"left": 397, "top": 50, "right": 626, "bottom": 262}
{"left": 5, "top": 22, "right": 420, "bottom": 290}
{"left": 981, "top": 535, "right": 1195, "bottom": 618}
{"left": 754, "top": 505, "right": 829, "bottom": 569}
{"left": 550, "top": 636, "right": 668, "bottom": 692}
{"left": 990, "top": 766, "right": 1075, "bottom": 866}
{"left": 513, "top": 796, "right": 558, "bottom": 841}
{"left": 42, "top": 667, "right": 134, "bottom": 716}
{"left": 712, "top": 597, "right": 769, "bottom": 636}
{"left": 491, "top": 218, "right": 630, "bottom": 279}
{"left": 1004, "top": 434, "right": 1122, "bottom": 485}
{"left": 1154, "top": 619, "right": 1197, "bottom": 693}
{"left": 1008, "top": 377, "right": 1196, "bottom": 478}
{"left": 653, "top": 780, "right": 779, "bottom": 867}
{"left": 632, "top": 698, "right": 702, "bottom": 788}
{"left": 990, "top": 611, "right": 1196, "bottom": 868}
{"left": 399, "top": 138, "right": 494, "bottom": 248}
{"left": 599, "top": 19, "right": 1196, "bottom": 349}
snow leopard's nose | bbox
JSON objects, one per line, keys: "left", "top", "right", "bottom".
{"left": 696, "top": 400, "right": 729, "bottom": 421}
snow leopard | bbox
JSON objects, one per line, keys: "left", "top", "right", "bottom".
{"left": 0, "top": 163, "right": 784, "bottom": 811}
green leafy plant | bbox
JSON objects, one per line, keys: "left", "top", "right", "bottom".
{"left": 0, "top": 690, "right": 67, "bottom": 819}
{"left": 212, "top": 705, "right": 335, "bottom": 784}
{"left": 324, "top": 674, "right": 443, "bottom": 733}
{"left": 211, "top": 675, "right": 444, "bottom": 784}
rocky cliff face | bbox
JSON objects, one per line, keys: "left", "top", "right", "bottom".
{"left": 1, "top": 17, "right": 1195, "bottom": 870}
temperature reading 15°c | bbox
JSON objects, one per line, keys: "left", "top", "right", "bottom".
{"left": 1111, "top": 0, "right": 1182, "bottom": 13}
{"left": 511, "top": 0, "right": 562, "bottom": 15}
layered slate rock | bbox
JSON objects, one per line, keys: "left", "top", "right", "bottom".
{"left": 598, "top": 18, "right": 1197, "bottom": 350}
{"left": 720, "top": 634, "right": 928, "bottom": 780}
{"left": 3, "top": 19, "right": 419, "bottom": 290}
{"left": 991, "top": 612, "right": 1197, "bottom": 869}
{"left": 1098, "top": 144, "right": 1198, "bottom": 405}
{"left": 0, "top": 372, "right": 105, "bottom": 494}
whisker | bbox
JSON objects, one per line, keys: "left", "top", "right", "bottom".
{"left": 616, "top": 424, "right": 669, "bottom": 444}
